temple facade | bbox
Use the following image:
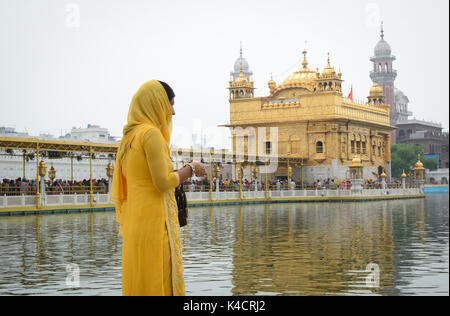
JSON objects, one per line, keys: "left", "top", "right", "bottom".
{"left": 224, "top": 48, "right": 395, "bottom": 184}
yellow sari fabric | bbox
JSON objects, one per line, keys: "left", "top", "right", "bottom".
{"left": 111, "top": 80, "right": 185, "bottom": 296}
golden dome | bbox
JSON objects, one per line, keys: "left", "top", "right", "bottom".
{"left": 234, "top": 71, "right": 249, "bottom": 85}
{"left": 322, "top": 53, "right": 336, "bottom": 76}
{"left": 279, "top": 49, "right": 318, "bottom": 91}
{"left": 380, "top": 170, "right": 387, "bottom": 178}
{"left": 322, "top": 66, "right": 336, "bottom": 76}
{"left": 414, "top": 155, "right": 424, "bottom": 169}
{"left": 268, "top": 73, "right": 276, "bottom": 86}
{"left": 352, "top": 156, "right": 361, "bottom": 164}
{"left": 268, "top": 74, "right": 276, "bottom": 93}
{"left": 401, "top": 170, "right": 407, "bottom": 178}
{"left": 282, "top": 69, "right": 318, "bottom": 86}
{"left": 370, "top": 81, "right": 384, "bottom": 97}
{"left": 350, "top": 156, "right": 363, "bottom": 167}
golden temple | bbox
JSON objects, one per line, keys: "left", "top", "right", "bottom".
{"left": 224, "top": 49, "right": 395, "bottom": 183}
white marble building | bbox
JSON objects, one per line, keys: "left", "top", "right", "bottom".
{"left": 60, "top": 124, "right": 119, "bottom": 143}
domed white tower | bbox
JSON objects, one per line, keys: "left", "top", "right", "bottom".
{"left": 230, "top": 42, "right": 253, "bottom": 81}
{"left": 370, "top": 22, "right": 397, "bottom": 141}
{"left": 228, "top": 42, "right": 255, "bottom": 100}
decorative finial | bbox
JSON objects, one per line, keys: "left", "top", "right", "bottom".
{"left": 327, "top": 52, "right": 331, "bottom": 66}
{"left": 240, "top": 41, "right": 243, "bottom": 58}
{"left": 302, "top": 48, "right": 308, "bottom": 69}
{"left": 380, "top": 21, "right": 384, "bottom": 40}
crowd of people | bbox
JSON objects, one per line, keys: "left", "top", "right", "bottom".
{"left": 181, "top": 177, "right": 367, "bottom": 192}
{"left": 1, "top": 176, "right": 400, "bottom": 196}
{"left": 0, "top": 177, "right": 109, "bottom": 196}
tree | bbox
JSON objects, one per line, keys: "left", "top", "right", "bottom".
{"left": 391, "top": 144, "right": 437, "bottom": 179}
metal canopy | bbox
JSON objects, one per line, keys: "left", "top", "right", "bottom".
{"left": 0, "top": 137, "right": 118, "bottom": 154}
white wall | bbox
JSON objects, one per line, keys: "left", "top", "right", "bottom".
{"left": 0, "top": 156, "right": 113, "bottom": 181}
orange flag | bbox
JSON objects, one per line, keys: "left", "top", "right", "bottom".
{"left": 347, "top": 86, "right": 353, "bottom": 101}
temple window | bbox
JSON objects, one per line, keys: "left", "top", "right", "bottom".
{"left": 362, "top": 142, "right": 367, "bottom": 154}
{"left": 316, "top": 141, "right": 324, "bottom": 154}
{"left": 351, "top": 140, "right": 355, "bottom": 154}
{"left": 265, "top": 141, "right": 272, "bottom": 154}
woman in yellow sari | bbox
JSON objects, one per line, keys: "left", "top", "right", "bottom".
{"left": 111, "top": 80, "right": 205, "bottom": 296}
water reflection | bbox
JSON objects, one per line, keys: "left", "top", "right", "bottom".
{"left": 0, "top": 195, "right": 448, "bottom": 296}
{"left": 182, "top": 196, "right": 448, "bottom": 296}
{"left": 229, "top": 202, "right": 397, "bottom": 295}
{"left": 0, "top": 213, "right": 122, "bottom": 295}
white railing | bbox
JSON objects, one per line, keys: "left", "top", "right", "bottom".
{"left": 0, "top": 193, "right": 112, "bottom": 209}
{"left": 185, "top": 187, "right": 422, "bottom": 202}
{"left": 0, "top": 187, "right": 424, "bottom": 210}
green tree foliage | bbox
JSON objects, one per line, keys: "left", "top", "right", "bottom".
{"left": 391, "top": 144, "right": 437, "bottom": 179}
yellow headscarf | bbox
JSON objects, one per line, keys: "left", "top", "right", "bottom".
{"left": 111, "top": 80, "right": 173, "bottom": 227}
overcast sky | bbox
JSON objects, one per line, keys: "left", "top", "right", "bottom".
{"left": 0, "top": 0, "right": 448, "bottom": 149}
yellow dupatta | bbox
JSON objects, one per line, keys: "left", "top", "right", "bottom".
{"left": 111, "top": 80, "right": 173, "bottom": 227}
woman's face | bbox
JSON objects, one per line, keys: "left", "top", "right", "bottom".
{"left": 170, "top": 98, "right": 175, "bottom": 116}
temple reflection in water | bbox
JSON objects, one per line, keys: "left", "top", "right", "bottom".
{"left": 180, "top": 196, "right": 445, "bottom": 296}
{"left": 217, "top": 202, "right": 398, "bottom": 295}
{"left": 0, "top": 195, "right": 448, "bottom": 296}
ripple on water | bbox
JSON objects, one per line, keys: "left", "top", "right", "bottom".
{"left": 0, "top": 194, "right": 448, "bottom": 295}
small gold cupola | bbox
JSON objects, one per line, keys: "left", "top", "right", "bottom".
{"left": 413, "top": 154, "right": 425, "bottom": 181}
{"left": 368, "top": 80, "right": 385, "bottom": 104}
{"left": 401, "top": 169, "right": 407, "bottom": 179}
{"left": 268, "top": 73, "right": 276, "bottom": 95}
{"left": 322, "top": 53, "right": 336, "bottom": 76}
{"left": 316, "top": 53, "right": 343, "bottom": 94}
